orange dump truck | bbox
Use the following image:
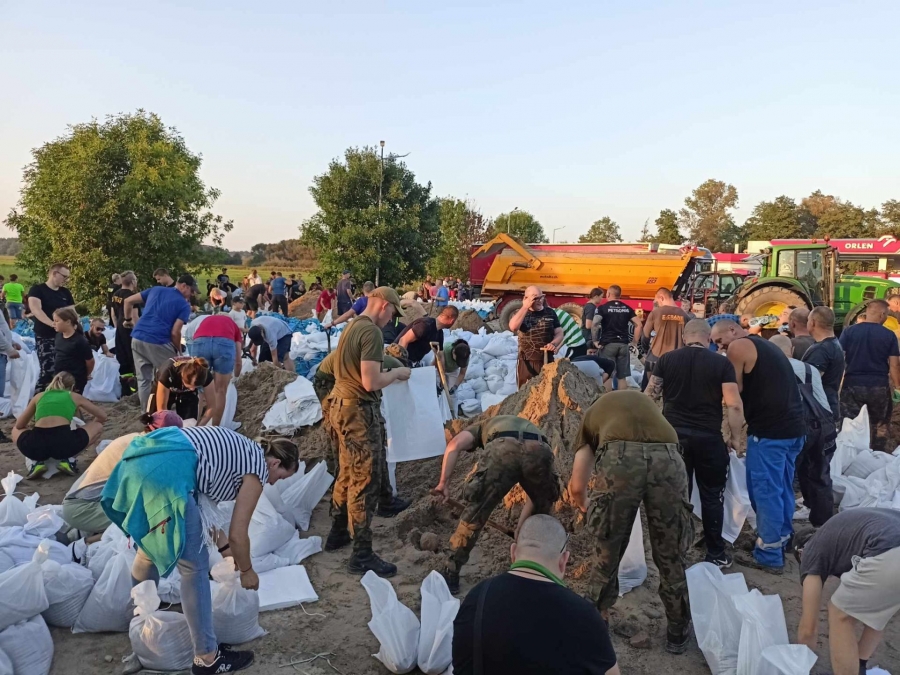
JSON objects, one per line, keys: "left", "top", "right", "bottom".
{"left": 470, "top": 234, "right": 709, "bottom": 330}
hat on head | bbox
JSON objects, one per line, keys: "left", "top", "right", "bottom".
{"left": 342, "top": 269, "right": 351, "bottom": 275}
{"left": 177, "top": 274, "right": 199, "bottom": 293}
{"left": 148, "top": 410, "right": 183, "bottom": 430}
{"left": 370, "top": 286, "right": 404, "bottom": 317}
{"left": 247, "top": 325, "right": 264, "bottom": 345}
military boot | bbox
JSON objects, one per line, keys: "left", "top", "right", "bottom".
{"left": 347, "top": 548, "right": 397, "bottom": 578}
{"left": 665, "top": 621, "right": 693, "bottom": 655}
{"left": 440, "top": 566, "right": 460, "bottom": 595}
{"left": 376, "top": 495, "right": 411, "bottom": 518}
{"left": 324, "top": 513, "right": 352, "bottom": 552}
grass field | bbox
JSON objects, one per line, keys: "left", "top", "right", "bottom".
{"left": 0, "top": 256, "right": 33, "bottom": 285}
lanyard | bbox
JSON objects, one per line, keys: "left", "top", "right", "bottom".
{"left": 509, "top": 560, "right": 566, "bottom": 587}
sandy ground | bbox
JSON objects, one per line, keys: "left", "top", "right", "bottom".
{"left": 2, "top": 382, "right": 900, "bottom": 675}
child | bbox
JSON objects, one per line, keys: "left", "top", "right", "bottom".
{"left": 229, "top": 298, "right": 248, "bottom": 334}
{"left": 86, "top": 318, "right": 112, "bottom": 357}
{"left": 53, "top": 308, "right": 94, "bottom": 393}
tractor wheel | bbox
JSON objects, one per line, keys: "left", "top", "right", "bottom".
{"left": 557, "top": 302, "right": 584, "bottom": 325}
{"left": 499, "top": 299, "right": 523, "bottom": 332}
{"left": 735, "top": 286, "right": 808, "bottom": 329}
{"left": 844, "top": 300, "right": 900, "bottom": 333}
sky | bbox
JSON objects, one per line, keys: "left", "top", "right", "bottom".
{"left": 2, "top": 0, "right": 899, "bottom": 249}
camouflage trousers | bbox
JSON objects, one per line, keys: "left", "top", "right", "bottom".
{"left": 330, "top": 399, "right": 384, "bottom": 551}
{"left": 586, "top": 441, "right": 693, "bottom": 632}
{"left": 841, "top": 384, "right": 892, "bottom": 452}
{"left": 449, "top": 438, "right": 561, "bottom": 572}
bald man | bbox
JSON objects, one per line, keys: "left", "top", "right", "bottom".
{"left": 788, "top": 307, "right": 814, "bottom": 359}
{"left": 508, "top": 286, "right": 564, "bottom": 387}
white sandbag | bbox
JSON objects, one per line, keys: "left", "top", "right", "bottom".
{"left": 760, "top": 644, "right": 818, "bottom": 675}
{"left": 617, "top": 512, "right": 647, "bottom": 595}
{"left": 8, "top": 349, "right": 39, "bottom": 418}
{"left": 382, "top": 368, "right": 447, "bottom": 463}
{"left": 83, "top": 353, "right": 122, "bottom": 402}
{"left": 87, "top": 524, "right": 130, "bottom": 581}
{"left": 692, "top": 453, "right": 754, "bottom": 544}
{"left": 23, "top": 505, "right": 64, "bottom": 539}
{"left": 262, "top": 377, "right": 322, "bottom": 433}
{"left": 223, "top": 381, "right": 239, "bottom": 429}
{"left": 844, "top": 450, "right": 894, "bottom": 480}
{"left": 221, "top": 492, "right": 296, "bottom": 558}
{"left": 0, "top": 471, "right": 31, "bottom": 527}
{"left": 418, "top": 571, "right": 459, "bottom": 675}
{"left": 485, "top": 373, "right": 504, "bottom": 394}
{"left": 0, "top": 525, "right": 68, "bottom": 567}
{"left": 480, "top": 393, "right": 508, "bottom": 411}
{"left": 158, "top": 566, "right": 182, "bottom": 605}
{"left": 463, "top": 362, "right": 484, "bottom": 380}
{"left": 211, "top": 557, "right": 266, "bottom": 644}
{"left": 469, "top": 378, "right": 488, "bottom": 394}
{"left": 256, "top": 565, "right": 318, "bottom": 610}
{"left": 279, "top": 461, "right": 334, "bottom": 530}
{"left": 833, "top": 406, "right": 870, "bottom": 477}
{"left": 0, "top": 615, "right": 53, "bottom": 675}
{"left": 73, "top": 534, "right": 136, "bottom": 633}
{"left": 454, "top": 382, "right": 476, "bottom": 402}
{"left": 687, "top": 562, "right": 749, "bottom": 675}
{"left": 0, "top": 649, "right": 10, "bottom": 675}
{"left": 0, "top": 550, "right": 13, "bottom": 574}
{"left": 496, "top": 383, "right": 517, "bottom": 396}
{"left": 40, "top": 556, "right": 94, "bottom": 628}
{"left": 238, "top": 357, "right": 256, "bottom": 378}
{"left": 249, "top": 534, "right": 322, "bottom": 573}
{"left": 460, "top": 399, "right": 481, "bottom": 416}
{"left": 734, "top": 589, "right": 789, "bottom": 675}
{"left": 129, "top": 581, "right": 193, "bottom": 672}
{"left": 361, "top": 571, "right": 420, "bottom": 674}
{"left": 0, "top": 539, "right": 50, "bottom": 632}
{"left": 481, "top": 334, "right": 517, "bottom": 358}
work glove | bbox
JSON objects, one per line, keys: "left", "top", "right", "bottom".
{"left": 449, "top": 386, "right": 458, "bottom": 395}
{"left": 893, "top": 389, "right": 900, "bottom": 405}
{"left": 628, "top": 344, "right": 639, "bottom": 357}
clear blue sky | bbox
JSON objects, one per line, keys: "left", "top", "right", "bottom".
{"left": 2, "top": 0, "right": 899, "bottom": 249}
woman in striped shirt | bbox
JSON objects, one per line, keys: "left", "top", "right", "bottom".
{"left": 102, "top": 426, "right": 299, "bottom": 674}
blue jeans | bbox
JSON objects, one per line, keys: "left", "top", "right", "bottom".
{"left": 6, "top": 303, "right": 23, "bottom": 320}
{"left": 131, "top": 495, "right": 216, "bottom": 656}
{"left": 746, "top": 435, "right": 805, "bottom": 568}
{"left": 192, "top": 337, "right": 237, "bottom": 375}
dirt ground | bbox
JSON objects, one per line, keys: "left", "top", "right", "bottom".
{"left": 2, "top": 364, "right": 899, "bottom": 675}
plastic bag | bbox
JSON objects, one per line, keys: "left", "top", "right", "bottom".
{"left": 0, "top": 615, "right": 53, "bottom": 675}
{"left": 686, "top": 562, "right": 749, "bottom": 675}
{"left": 8, "top": 350, "right": 39, "bottom": 418}
{"left": 618, "top": 512, "right": 647, "bottom": 595}
{"left": 0, "top": 649, "right": 10, "bottom": 675}
{"left": 0, "top": 539, "right": 50, "bottom": 632}
{"left": 692, "top": 453, "right": 754, "bottom": 544}
{"left": 83, "top": 354, "right": 122, "bottom": 402}
{"left": 211, "top": 557, "right": 266, "bottom": 644}
{"left": 129, "top": 580, "right": 194, "bottom": 671}
{"left": 40, "top": 556, "right": 94, "bottom": 628}
{"left": 73, "top": 535, "right": 136, "bottom": 633}
{"left": 844, "top": 450, "right": 893, "bottom": 480}
{"left": 279, "top": 461, "right": 334, "bottom": 530}
{"left": 833, "top": 406, "right": 870, "bottom": 477}
{"left": 418, "top": 571, "right": 459, "bottom": 675}
{"left": 734, "top": 589, "right": 789, "bottom": 675}
{"left": 760, "top": 644, "right": 818, "bottom": 675}
{"left": 87, "top": 524, "right": 130, "bottom": 581}
{"left": 0, "top": 471, "right": 31, "bottom": 527}
{"left": 361, "top": 570, "right": 420, "bottom": 673}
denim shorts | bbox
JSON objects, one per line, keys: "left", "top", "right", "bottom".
{"left": 7, "top": 302, "right": 23, "bottom": 320}
{"left": 191, "top": 336, "right": 237, "bottom": 375}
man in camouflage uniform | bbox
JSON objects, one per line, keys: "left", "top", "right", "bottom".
{"left": 328, "top": 287, "right": 411, "bottom": 577}
{"left": 433, "top": 414, "right": 561, "bottom": 594}
{"left": 569, "top": 390, "right": 693, "bottom": 654}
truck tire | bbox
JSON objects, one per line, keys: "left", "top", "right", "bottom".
{"left": 844, "top": 300, "right": 900, "bottom": 333}
{"left": 735, "top": 286, "right": 808, "bottom": 328}
{"left": 557, "top": 302, "right": 583, "bottom": 325}
{"left": 499, "top": 300, "right": 523, "bottom": 332}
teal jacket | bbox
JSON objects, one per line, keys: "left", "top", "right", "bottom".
{"left": 100, "top": 427, "right": 198, "bottom": 576}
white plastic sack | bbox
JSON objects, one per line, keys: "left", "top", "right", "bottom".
{"left": 844, "top": 450, "right": 893, "bottom": 480}
{"left": 362, "top": 570, "right": 420, "bottom": 673}
{"left": 23, "top": 505, "right": 63, "bottom": 538}
{"left": 464, "top": 362, "right": 484, "bottom": 380}
{"left": 481, "top": 334, "right": 517, "bottom": 358}
{"left": 760, "top": 644, "right": 817, "bottom": 675}
{"left": 40, "top": 556, "right": 94, "bottom": 628}
{"left": 74, "top": 535, "right": 136, "bottom": 633}
{"left": 221, "top": 492, "right": 297, "bottom": 558}
{"left": 256, "top": 565, "right": 318, "bottom": 610}
{"left": 0, "top": 525, "right": 68, "bottom": 567}
{"left": 262, "top": 376, "right": 322, "bottom": 433}
{"left": 692, "top": 453, "right": 754, "bottom": 544}
{"left": 382, "top": 368, "right": 447, "bottom": 463}
{"left": 734, "top": 589, "right": 789, "bottom": 675}
{"left": 87, "top": 524, "right": 129, "bottom": 581}
{"left": 83, "top": 354, "right": 122, "bottom": 402}
{"left": 617, "top": 512, "right": 647, "bottom": 595}
{"left": 833, "top": 406, "right": 870, "bottom": 477}
{"left": 460, "top": 399, "right": 481, "bottom": 416}
{"left": 480, "top": 393, "right": 508, "bottom": 411}
{"left": 454, "top": 383, "right": 476, "bottom": 402}
{"left": 8, "top": 349, "right": 39, "bottom": 418}
{"left": 129, "top": 580, "right": 194, "bottom": 672}
{"left": 211, "top": 557, "right": 266, "bottom": 644}
{"left": 687, "top": 562, "right": 749, "bottom": 675}
{"left": 0, "top": 539, "right": 50, "bottom": 632}
{"left": 0, "top": 615, "right": 53, "bottom": 675}
{"left": 278, "top": 461, "right": 334, "bottom": 530}
{"left": 418, "top": 571, "right": 459, "bottom": 675}
{"left": 158, "top": 566, "right": 182, "bottom": 605}
{"left": 222, "top": 381, "right": 239, "bottom": 430}
{"left": 0, "top": 471, "right": 32, "bottom": 527}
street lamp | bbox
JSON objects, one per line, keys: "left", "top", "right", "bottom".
{"left": 552, "top": 226, "right": 564, "bottom": 243}
{"left": 507, "top": 206, "right": 519, "bottom": 234}
{"left": 376, "top": 140, "right": 385, "bottom": 286}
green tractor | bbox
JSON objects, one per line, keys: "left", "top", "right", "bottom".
{"left": 721, "top": 243, "right": 900, "bottom": 331}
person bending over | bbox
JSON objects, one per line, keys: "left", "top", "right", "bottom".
{"left": 155, "top": 356, "right": 218, "bottom": 424}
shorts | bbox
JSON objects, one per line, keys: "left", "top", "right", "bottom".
{"left": 17, "top": 425, "right": 90, "bottom": 462}
{"left": 192, "top": 336, "right": 237, "bottom": 375}
{"left": 830, "top": 546, "right": 900, "bottom": 630}
{"left": 6, "top": 302, "right": 23, "bottom": 320}
{"left": 260, "top": 333, "right": 292, "bottom": 363}
{"left": 246, "top": 296, "right": 259, "bottom": 311}
{"left": 600, "top": 342, "right": 631, "bottom": 378}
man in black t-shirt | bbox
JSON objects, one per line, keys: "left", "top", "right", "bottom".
{"left": 453, "top": 515, "right": 619, "bottom": 675}
{"left": 646, "top": 319, "right": 745, "bottom": 568}
{"left": 111, "top": 271, "right": 139, "bottom": 395}
{"left": 508, "top": 286, "right": 564, "bottom": 387}
{"left": 216, "top": 268, "right": 230, "bottom": 291}
{"left": 581, "top": 287, "right": 604, "bottom": 347}
{"left": 106, "top": 274, "right": 121, "bottom": 321}
{"left": 595, "top": 285, "right": 642, "bottom": 389}
{"left": 245, "top": 283, "right": 267, "bottom": 316}
{"left": 394, "top": 307, "right": 458, "bottom": 364}
{"left": 803, "top": 306, "right": 845, "bottom": 426}
{"left": 28, "top": 264, "right": 76, "bottom": 392}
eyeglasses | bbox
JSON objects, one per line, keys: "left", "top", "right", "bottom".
{"left": 560, "top": 532, "right": 570, "bottom": 554}
{"left": 56, "top": 271, "right": 70, "bottom": 281}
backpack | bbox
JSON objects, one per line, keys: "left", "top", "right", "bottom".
{"left": 796, "top": 362, "right": 836, "bottom": 457}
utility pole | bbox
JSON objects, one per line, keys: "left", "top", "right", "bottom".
{"left": 552, "top": 226, "right": 564, "bottom": 243}
{"left": 508, "top": 206, "right": 519, "bottom": 234}
{"left": 376, "top": 140, "right": 385, "bottom": 286}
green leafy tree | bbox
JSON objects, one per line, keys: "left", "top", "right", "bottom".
{"left": 579, "top": 216, "right": 622, "bottom": 243}
{"left": 299, "top": 147, "right": 439, "bottom": 287}
{"left": 743, "top": 196, "right": 817, "bottom": 241}
{"left": 678, "top": 179, "right": 742, "bottom": 250}
{"left": 249, "top": 243, "right": 269, "bottom": 265}
{"left": 881, "top": 199, "right": 900, "bottom": 236}
{"left": 487, "top": 210, "right": 548, "bottom": 243}
{"left": 654, "top": 209, "right": 684, "bottom": 245}
{"left": 802, "top": 190, "right": 877, "bottom": 238}
{"left": 429, "top": 198, "right": 491, "bottom": 279}
{"left": 4, "top": 111, "right": 231, "bottom": 311}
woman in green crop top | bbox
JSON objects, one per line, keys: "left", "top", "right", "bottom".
{"left": 14, "top": 371, "right": 108, "bottom": 480}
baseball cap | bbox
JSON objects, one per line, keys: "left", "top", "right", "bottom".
{"left": 177, "top": 274, "right": 199, "bottom": 293}
{"left": 247, "top": 325, "right": 264, "bottom": 344}
{"left": 148, "top": 410, "right": 183, "bottom": 430}
{"left": 342, "top": 269, "right": 351, "bottom": 275}
{"left": 370, "top": 286, "right": 404, "bottom": 317}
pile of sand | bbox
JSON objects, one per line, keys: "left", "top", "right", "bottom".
{"left": 102, "top": 394, "right": 145, "bottom": 439}
{"left": 400, "top": 298, "right": 427, "bottom": 323}
{"left": 289, "top": 290, "right": 322, "bottom": 318}
{"left": 452, "top": 309, "right": 488, "bottom": 333}
{"left": 234, "top": 363, "right": 299, "bottom": 437}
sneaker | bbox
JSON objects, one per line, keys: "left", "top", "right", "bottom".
{"left": 665, "top": 621, "right": 693, "bottom": 655}
{"left": 69, "top": 538, "right": 88, "bottom": 565}
{"left": 440, "top": 567, "right": 460, "bottom": 595}
{"left": 57, "top": 459, "right": 78, "bottom": 476}
{"left": 26, "top": 462, "right": 48, "bottom": 480}
{"left": 324, "top": 527, "right": 352, "bottom": 552}
{"left": 191, "top": 649, "right": 254, "bottom": 674}
{"left": 705, "top": 552, "right": 733, "bottom": 569}
{"left": 347, "top": 550, "right": 397, "bottom": 578}
{"left": 376, "top": 495, "right": 411, "bottom": 518}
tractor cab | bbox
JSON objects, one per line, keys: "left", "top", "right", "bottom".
{"left": 683, "top": 270, "right": 747, "bottom": 318}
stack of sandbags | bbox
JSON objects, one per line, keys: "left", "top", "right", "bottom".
{"left": 442, "top": 329, "right": 521, "bottom": 416}
{"left": 0, "top": 540, "right": 55, "bottom": 675}
{"left": 262, "top": 376, "right": 323, "bottom": 433}
{"left": 831, "top": 406, "right": 900, "bottom": 511}
{"left": 74, "top": 530, "right": 137, "bottom": 633}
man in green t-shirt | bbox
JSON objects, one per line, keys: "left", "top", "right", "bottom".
{"left": 328, "top": 287, "right": 410, "bottom": 578}
{"left": 433, "top": 414, "right": 561, "bottom": 594}
{"left": 2, "top": 274, "right": 26, "bottom": 329}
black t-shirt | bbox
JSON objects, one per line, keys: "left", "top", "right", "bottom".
{"left": 517, "top": 306, "right": 561, "bottom": 360}
{"left": 87, "top": 331, "right": 107, "bottom": 352}
{"left": 453, "top": 573, "right": 617, "bottom": 675}
{"left": 247, "top": 284, "right": 267, "bottom": 301}
{"left": 741, "top": 336, "right": 805, "bottom": 439}
{"left": 216, "top": 274, "right": 230, "bottom": 290}
{"left": 595, "top": 300, "right": 636, "bottom": 345}
{"left": 802, "top": 337, "right": 846, "bottom": 423}
{"left": 106, "top": 283, "right": 120, "bottom": 309}
{"left": 158, "top": 358, "right": 215, "bottom": 395}
{"left": 381, "top": 317, "right": 406, "bottom": 345}
{"left": 395, "top": 317, "right": 442, "bottom": 363}
{"left": 581, "top": 301, "right": 598, "bottom": 344}
{"left": 28, "top": 284, "right": 75, "bottom": 339}
{"left": 656, "top": 345, "right": 737, "bottom": 434}
{"left": 55, "top": 332, "right": 93, "bottom": 384}
{"left": 111, "top": 287, "right": 135, "bottom": 327}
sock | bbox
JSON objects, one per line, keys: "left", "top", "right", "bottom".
{"left": 859, "top": 659, "right": 868, "bottom": 675}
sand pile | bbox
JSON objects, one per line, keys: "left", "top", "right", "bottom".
{"left": 400, "top": 298, "right": 427, "bottom": 323}
{"left": 289, "top": 290, "right": 322, "bottom": 318}
{"left": 234, "top": 363, "right": 298, "bottom": 437}
{"left": 451, "top": 309, "right": 488, "bottom": 333}
{"left": 102, "top": 394, "right": 145, "bottom": 439}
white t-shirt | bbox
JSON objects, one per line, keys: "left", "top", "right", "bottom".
{"left": 65, "top": 433, "right": 141, "bottom": 502}
{"left": 228, "top": 310, "right": 247, "bottom": 331}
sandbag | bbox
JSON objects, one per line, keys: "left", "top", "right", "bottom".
{"left": 0, "top": 539, "right": 50, "bottom": 632}
{"left": 361, "top": 570, "right": 420, "bottom": 673}
{"left": 221, "top": 492, "right": 296, "bottom": 558}
{"left": 844, "top": 450, "right": 894, "bottom": 480}
{"left": 0, "top": 471, "right": 32, "bottom": 527}
{"left": 463, "top": 362, "right": 484, "bottom": 380}
{"left": 760, "top": 644, "right": 817, "bottom": 675}
{"left": 0, "top": 524, "right": 68, "bottom": 567}
{"left": 833, "top": 406, "right": 870, "bottom": 477}
{"left": 8, "top": 350, "right": 39, "bottom": 418}
{"left": 687, "top": 562, "right": 749, "bottom": 675}
{"left": 129, "top": 580, "right": 194, "bottom": 671}
{"left": 40, "top": 555, "right": 94, "bottom": 628}
{"left": 0, "top": 648, "right": 10, "bottom": 675}
{"left": 87, "top": 524, "right": 130, "bottom": 581}
{"left": 418, "top": 571, "right": 459, "bottom": 675}
{"left": 617, "top": 512, "right": 647, "bottom": 595}
{"left": 262, "top": 377, "right": 322, "bottom": 433}
{"left": 158, "top": 566, "right": 182, "bottom": 605}
{"left": 73, "top": 535, "right": 136, "bottom": 633}
{"left": 692, "top": 453, "right": 754, "bottom": 544}
{"left": 382, "top": 368, "right": 447, "bottom": 463}
{"left": 221, "top": 381, "right": 239, "bottom": 430}
{"left": 83, "top": 354, "right": 122, "bottom": 402}
{"left": 0, "top": 615, "right": 53, "bottom": 675}
{"left": 480, "top": 393, "right": 508, "bottom": 411}
{"left": 278, "top": 461, "right": 334, "bottom": 530}
{"left": 460, "top": 399, "right": 481, "bottom": 416}
{"left": 211, "top": 557, "right": 266, "bottom": 644}
{"left": 734, "top": 589, "right": 789, "bottom": 675}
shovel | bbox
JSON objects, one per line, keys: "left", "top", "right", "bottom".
{"left": 430, "top": 341, "right": 456, "bottom": 420}
{"left": 326, "top": 327, "right": 332, "bottom": 354}
{"left": 430, "top": 490, "right": 515, "bottom": 538}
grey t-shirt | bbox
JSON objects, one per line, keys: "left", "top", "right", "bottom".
{"left": 791, "top": 335, "right": 815, "bottom": 360}
{"left": 800, "top": 508, "right": 900, "bottom": 580}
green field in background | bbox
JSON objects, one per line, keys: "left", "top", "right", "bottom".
{"left": 0, "top": 256, "right": 33, "bottom": 284}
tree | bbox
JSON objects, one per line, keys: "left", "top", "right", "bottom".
{"left": 654, "top": 209, "right": 684, "bottom": 245}
{"left": 579, "top": 217, "right": 622, "bottom": 243}
{"left": 881, "top": 199, "right": 900, "bottom": 236}
{"left": 4, "top": 111, "right": 231, "bottom": 311}
{"left": 249, "top": 243, "right": 269, "bottom": 265}
{"left": 802, "top": 190, "right": 877, "bottom": 239}
{"left": 429, "top": 198, "right": 491, "bottom": 280}
{"left": 487, "top": 210, "right": 548, "bottom": 243}
{"left": 678, "top": 179, "right": 741, "bottom": 250}
{"left": 299, "top": 147, "right": 439, "bottom": 287}
{"left": 743, "top": 196, "right": 817, "bottom": 241}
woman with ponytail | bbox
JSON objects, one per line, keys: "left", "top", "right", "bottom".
{"left": 154, "top": 355, "right": 218, "bottom": 424}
